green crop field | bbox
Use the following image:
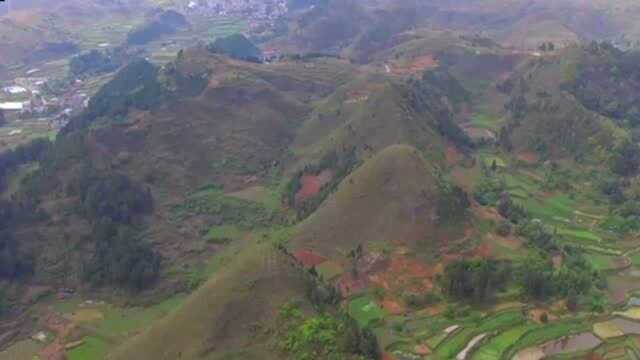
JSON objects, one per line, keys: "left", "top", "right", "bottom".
{"left": 557, "top": 228, "right": 602, "bottom": 243}
{"left": 435, "top": 311, "right": 525, "bottom": 359}
{"left": 68, "top": 337, "right": 110, "bottom": 360}
{"left": 471, "top": 113, "right": 504, "bottom": 130}
{"left": 205, "top": 224, "right": 245, "bottom": 244}
{"left": 348, "top": 296, "right": 386, "bottom": 327}
{"left": 426, "top": 331, "right": 451, "bottom": 349}
{"left": 476, "top": 311, "right": 526, "bottom": 332}
{"left": 524, "top": 195, "right": 576, "bottom": 223}
{"left": 435, "top": 327, "right": 475, "bottom": 359}
{"left": 584, "top": 253, "right": 616, "bottom": 271}
{"left": 506, "top": 321, "right": 591, "bottom": 359}
{"left": 63, "top": 296, "right": 186, "bottom": 360}
{"left": 472, "top": 324, "right": 538, "bottom": 360}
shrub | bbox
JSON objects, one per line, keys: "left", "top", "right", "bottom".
{"left": 496, "top": 220, "right": 512, "bottom": 236}
{"left": 473, "top": 177, "right": 505, "bottom": 206}
{"left": 540, "top": 313, "right": 549, "bottom": 323}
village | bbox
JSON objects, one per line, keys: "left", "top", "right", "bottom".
{"left": 181, "top": 0, "right": 289, "bottom": 31}
{"left": 0, "top": 67, "right": 92, "bottom": 149}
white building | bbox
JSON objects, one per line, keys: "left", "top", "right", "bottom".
{"left": 0, "top": 102, "right": 24, "bottom": 111}
{"left": 3, "top": 86, "right": 27, "bottom": 95}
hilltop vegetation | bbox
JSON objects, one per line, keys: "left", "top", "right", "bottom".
{"left": 126, "top": 10, "right": 188, "bottom": 46}
{"left": 208, "top": 34, "right": 262, "bottom": 62}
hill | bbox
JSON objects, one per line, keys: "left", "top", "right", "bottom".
{"left": 108, "top": 240, "right": 310, "bottom": 360}
{"left": 0, "top": 0, "right": 150, "bottom": 67}
{"left": 208, "top": 34, "right": 262, "bottom": 61}
{"left": 497, "top": 44, "right": 640, "bottom": 162}
{"left": 290, "top": 144, "right": 469, "bottom": 259}
{"left": 0, "top": 47, "right": 360, "bottom": 306}
{"left": 126, "top": 9, "right": 189, "bottom": 46}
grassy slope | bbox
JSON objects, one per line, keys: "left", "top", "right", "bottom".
{"left": 293, "top": 76, "right": 446, "bottom": 172}
{"left": 290, "top": 144, "right": 445, "bottom": 260}
{"left": 109, "top": 239, "right": 308, "bottom": 360}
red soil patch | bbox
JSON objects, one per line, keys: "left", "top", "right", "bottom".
{"left": 414, "top": 344, "right": 432, "bottom": 355}
{"left": 612, "top": 256, "right": 631, "bottom": 270}
{"left": 295, "top": 170, "right": 333, "bottom": 204}
{"left": 392, "top": 55, "right": 438, "bottom": 75}
{"left": 293, "top": 249, "right": 327, "bottom": 267}
{"left": 529, "top": 308, "right": 558, "bottom": 324}
{"left": 472, "top": 241, "right": 492, "bottom": 258}
{"left": 369, "top": 255, "right": 437, "bottom": 295}
{"left": 517, "top": 151, "right": 539, "bottom": 165}
{"left": 381, "top": 298, "right": 407, "bottom": 315}
{"left": 462, "top": 126, "right": 496, "bottom": 140}
{"left": 494, "top": 235, "right": 523, "bottom": 250}
{"left": 39, "top": 313, "right": 74, "bottom": 360}
{"left": 552, "top": 254, "right": 564, "bottom": 269}
{"left": 474, "top": 206, "right": 503, "bottom": 222}
{"left": 446, "top": 144, "right": 463, "bottom": 166}
{"left": 383, "top": 352, "right": 398, "bottom": 360}
{"left": 337, "top": 273, "right": 369, "bottom": 298}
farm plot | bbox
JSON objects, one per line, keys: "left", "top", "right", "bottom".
{"left": 472, "top": 324, "right": 539, "bottom": 360}
{"left": 58, "top": 296, "right": 186, "bottom": 360}
{"left": 348, "top": 295, "right": 386, "bottom": 328}
{"left": 505, "top": 321, "right": 591, "bottom": 359}
{"left": 434, "top": 310, "right": 526, "bottom": 359}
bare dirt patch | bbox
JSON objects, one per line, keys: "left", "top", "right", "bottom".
{"left": 446, "top": 144, "right": 463, "bottom": 166}
{"left": 39, "top": 313, "right": 74, "bottom": 360}
{"left": 472, "top": 241, "right": 492, "bottom": 258}
{"left": 381, "top": 298, "right": 407, "bottom": 315}
{"left": 295, "top": 169, "right": 333, "bottom": 204}
{"left": 529, "top": 308, "right": 558, "bottom": 323}
{"left": 517, "top": 152, "right": 540, "bottom": 165}
{"left": 462, "top": 125, "right": 496, "bottom": 141}
{"left": 368, "top": 255, "right": 437, "bottom": 295}
{"left": 293, "top": 249, "right": 327, "bottom": 267}
{"left": 392, "top": 55, "right": 438, "bottom": 76}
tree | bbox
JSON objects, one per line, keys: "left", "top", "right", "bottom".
{"left": 611, "top": 141, "right": 640, "bottom": 177}
{"left": 72, "top": 170, "right": 153, "bottom": 224}
{"left": 0, "top": 231, "right": 33, "bottom": 280}
{"left": 567, "top": 289, "right": 579, "bottom": 312}
{"left": 445, "top": 259, "right": 508, "bottom": 304}
{"left": 84, "top": 221, "right": 161, "bottom": 290}
{"left": 498, "top": 193, "right": 527, "bottom": 224}
{"left": 520, "top": 257, "right": 554, "bottom": 300}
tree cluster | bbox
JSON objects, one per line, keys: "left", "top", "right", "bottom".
{"left": 444, "top": 259, "right": 511, "bottom": 304}
{"left": 126, "top": 10, "right": 188, "bottom": 46}
{"left": 84, "top": 221, "right": 160, "bottom": 291}
{"left": 406, "top": 69, "right": 472, "bottom": 148}
{"left": 69, "top": 49, "right": 125, "bottom": 78}
{"left": 0, "top": 138, "right": 51, "bottom": 193}
{"left": 70, "top": 170, "right": 153, "bottom": 224}
{"left": 207, "top": 34, "right": 263, "bottom": 62}
{"left": 285, "top": 149, "right": 360, "bottom": 220}
{"left": 520, "top": 251, "right": 603, "bottom": 306}
{"left": 0, "top": 231, "right": 33, "bottom": 280}
{"left": 278, "top": 304, "right": 380, "bottom": 360}
{"left": 67, "top": 59, "right": 166, "bottom": 132}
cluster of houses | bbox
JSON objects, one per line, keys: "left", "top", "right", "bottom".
{"left": 0, "top": 71, "right": 89, "bottom": 131}
{"left": 184, "top": 0, "right": 288, "bottom": 24}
